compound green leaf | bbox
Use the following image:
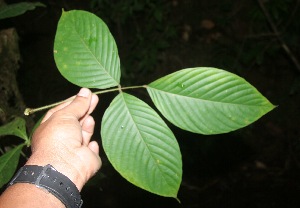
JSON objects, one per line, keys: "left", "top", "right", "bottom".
{"left": 0, "top": 144, "right": 24, "bottom": 188}
{"left": 101, "top": 92, "right": 182, "bottom": 198}
{"left": 0, "top": 117, "right": 28, "bottom": 142}
{"left": 147, "top": 67, "right": 275, "bottom": 135}
{"left": 54, "top": 10, "right": 120, "bottom": 89}
{"left": 0, "top": 2, "right": 45, "bottom": 20}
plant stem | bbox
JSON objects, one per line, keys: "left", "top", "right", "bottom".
{"left": 24, "top": 85, "right": 146, "bottom": 115}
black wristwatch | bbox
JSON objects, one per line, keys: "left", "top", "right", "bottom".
{"left": 8, "top": 164, "right": 83, "bottom": 208}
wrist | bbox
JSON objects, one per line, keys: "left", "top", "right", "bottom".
{"left": 26, "top": 152, "right": 85, "bottom": 191}
{"left": 8, "top": 164, "right": 83, "bottom": 208}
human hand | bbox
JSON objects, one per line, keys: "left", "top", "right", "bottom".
{"left": 25, "top": 88, "right": 101, "bottom": 191}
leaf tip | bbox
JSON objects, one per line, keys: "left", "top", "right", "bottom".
{"left": 267, "top": 102, "right": 277, "bottom": 113}
{"left": 37, "top": 3, "right": 47, "bottom": 8}
{"left": 61, "top": 8, "right": 67, "bottom": 14}
{"left": 175, "top": 197, "right": 181, "bottom": 204}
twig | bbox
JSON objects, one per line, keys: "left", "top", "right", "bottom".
{"left": 257, "top": 0, "right": 300, "bottom": 73}
{"left": 281, "top": 0, "right": 300, "bottom": 33}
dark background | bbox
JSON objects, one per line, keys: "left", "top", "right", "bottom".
{"left": 1, "top": 0, "right": 300, "bottom": 207}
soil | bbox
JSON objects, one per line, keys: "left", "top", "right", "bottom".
{"left": 1, "top": 0, "right": 300, "bottom": 207}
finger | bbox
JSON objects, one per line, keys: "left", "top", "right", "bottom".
{"left": 88, "top": 94, "right": 99, "bottom": 115}
{"left": 41, "top": 96, "right": 75, "bottom": 123}
{"left": 82, "top": 116, "right": 95, "bottom": 145}
{"left": 88, "top": 141, "right": 101, "bottom": 174}
{"left": 88, "top": 141, "right": 100, "bottom": 155}
{"left": 79, "top": 94, "right": 99, "bottom": 125}
{"left": 63, "top": 88, "right": 93, "bottom": 119}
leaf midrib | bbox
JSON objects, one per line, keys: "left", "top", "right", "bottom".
{"left": 71, "top": 15, "right": 118, "bottom": 85}
{"left": 0, "top": 145, "right": 23, "bottom": 171}
{"left": 147, "top": 86, "right": 272, "bottom": 108}
{"left": 120, "top": 93, "right": 177, "bottom": 191}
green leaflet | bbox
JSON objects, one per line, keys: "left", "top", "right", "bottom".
{"left": 0, "top": 144, "right": 24, "bottom": 188}
{"left": 101, "top": 92, "right": 182, "bottom": 198}
{"left": 54, "top": 10, "right": 120, "bottom": 89}
{"left": 147, "top": 67, "right": 275, "bottom": 135}
{"left": 0, "top": 2, "right": 45, "bottom": 20}
{"left": 0, "top": 117, "right": 29, "bottom": 142}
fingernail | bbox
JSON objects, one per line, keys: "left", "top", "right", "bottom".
{"left": 78, "top": 88, "right": 90, "bottom": 98}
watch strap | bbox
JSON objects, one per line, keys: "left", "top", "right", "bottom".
{"left": 8, "top": 164, "right": 83, "bottom": 208}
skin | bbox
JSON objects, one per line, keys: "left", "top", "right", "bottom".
{"left": 0, "top": 88, "right": 102, "bottom": 208}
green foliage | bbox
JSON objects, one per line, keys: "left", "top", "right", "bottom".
{"left": 54, "top": 10, "right": 120, "bottom": 89}
{"left": 0, "top": 144, "right": 24, "bottom": 188}
{"left": 0, "top": 117, "right": 30, "bottom": 188}
{"left": 0, "top": 2, "right": 45, "bottom": 20}
{"left": 102, "top": 92, "right": 182, "bottom": 197}
{"left": 147, "top": 67, "right": 274, "bottom": 134}
{"left": 0, "top": 7, "right": 276, "bottom": 198}
{"left": 0, "top": 116, "right": 34, "bottom": 188}
{"left": 52, "top": 10, "right": 275, "bottom": 198}
{"left": 0, "top": 117, "right": 29, "bottom": 144}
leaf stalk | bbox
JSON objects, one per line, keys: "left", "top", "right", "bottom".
{"left": 24, "top": 85, "right": 146, "bottom": 115}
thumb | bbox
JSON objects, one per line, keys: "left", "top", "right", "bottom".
{"left": 63, "top": 88, "right": 92, "bottom": 119}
